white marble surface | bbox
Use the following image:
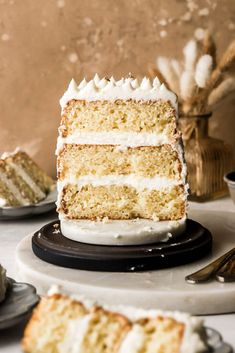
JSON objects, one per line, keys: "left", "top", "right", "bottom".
{"left": 16, "top": 208, "right": 235, "bottom": 315}
{"left": 0, "top": 199, "right": 235, "bottom": 352}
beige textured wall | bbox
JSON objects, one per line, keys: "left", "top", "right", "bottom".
{"left": 0, "top": 0, "right": 235, "bottom": 177}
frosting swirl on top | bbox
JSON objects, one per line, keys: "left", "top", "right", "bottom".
{"left": 60, "top": 74, "right": 177, "bottom": 110}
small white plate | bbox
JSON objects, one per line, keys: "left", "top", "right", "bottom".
{"left": 0, "top": 188, "right": 57, "bottom": 220}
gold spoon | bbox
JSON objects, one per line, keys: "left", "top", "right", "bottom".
{"left": 185, "top": 248, "right": 235, "bottom": 284}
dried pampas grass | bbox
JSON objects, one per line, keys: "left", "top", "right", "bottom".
{"left": 209, "top": 40, "right": 235, "bottom": 89}
{"left": 171, "top": 59, "right": 182, "bottom": 79}
{"left": 208, "top": 77, "right": 235, "bottom": 106}
{"left": 183, "top": 39, "right": 198, "bottom": 71}
{"left": 150, "top": 32, "right": 235, "bottom": 115}
{"left": 195, "top": 55, "right": 213, "bottom": 88}
{"left": 202, "top": 31, "right": 217, "bottom": 68}
{"left": 180, "top": 71, "right": 195, "bottom": 100}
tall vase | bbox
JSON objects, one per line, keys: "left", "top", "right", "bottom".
{"left": 178, "top": 114, "right": 234, "bottom": 201}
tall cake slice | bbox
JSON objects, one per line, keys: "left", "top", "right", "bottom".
{"left": 57, "top": 75, "right": 188, "bottom": 245}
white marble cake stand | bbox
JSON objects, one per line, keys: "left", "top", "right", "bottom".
{"left": 15, "top": 208, "right": 235, "bottom": 315}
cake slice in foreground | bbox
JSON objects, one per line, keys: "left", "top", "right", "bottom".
{"left": 0, "top": 149, "right": 54, "bottom": 207}
{"left": 22, "top": 290, "right": 207, "bottom": 353}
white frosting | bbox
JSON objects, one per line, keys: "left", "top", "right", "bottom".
{"left": 60, "top": 217, "right": 186, "bottom": 245}
{"left": 60, "top": 76, "right": 177, "bottom": 111}
{"left": 48, "top": 286, "right": 206, "bottom": 353}
{"left": 58, "top": 315, "right": 92, "bottom": 353}
{"left": 1, "top": 146, "right": 21, "bottom": 159}
{"left": 56, "top": 132, "right": 174, "bottom": 155}
{"left": 0, "top": 264, "right": 7, "bottom": 303}
{"left": 58, "top": 174, "right": 182, "bottom": 191}
{"left": 118, "top": 325, "right": 145, "bottom": 353}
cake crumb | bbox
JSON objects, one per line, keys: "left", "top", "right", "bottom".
{"left": 152, "top": 215, "right": 160, "bottom": 221}
{"left": 102, "top": 217, "right": 110, "bottom": 224}
{"left": 53, "top": 229, "right": 60, "bottom": 234}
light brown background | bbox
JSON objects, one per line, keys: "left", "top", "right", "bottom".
{"left": 0, "top": 0, "right": 234, "bottom": 177}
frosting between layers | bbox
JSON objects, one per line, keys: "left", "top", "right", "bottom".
{"left": 58, "top": 174, "right": 182, "bottom": 191}
{"left": 48, "top": 286, "right": 206, "bottom": 353}
{"left": 118, "top": 324, "right": 145, "bottom": 353}
{"left": 60, "top": 75, "right": 177, "bottom": 111}
{"left": 58, "top": 315, "right": 93, "bottom": 353}
{"left": 56, "top": 132, "right": 173, "bottom": 155}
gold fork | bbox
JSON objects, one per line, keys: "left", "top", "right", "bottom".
{"left": 185, "top": 248, "right": 235, "bottom": 284}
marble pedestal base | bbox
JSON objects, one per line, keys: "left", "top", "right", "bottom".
{"left": 15, "top": 209, "right": 235, "bottom": 315}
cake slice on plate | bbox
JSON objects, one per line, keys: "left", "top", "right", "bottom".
{"left": 0, "top": 149, "right": 55, "bottom": 207}
{"left": 22, "top": 289, "right": 207, "bottom": 353}
{"left": 57, "top": 75, "right": 188, "bottom": 245}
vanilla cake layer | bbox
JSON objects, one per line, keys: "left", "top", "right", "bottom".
{"left": 58, "top": 144, "right": 183, "bottom": 180}
{"left": 22, "top": 291, "right": 206, "bottom": 353}
{"left": 60, "top": 100, "right": 178, "bottom": 139}
{"left": 59, "top": 184, "right": 185, "bottom": 221}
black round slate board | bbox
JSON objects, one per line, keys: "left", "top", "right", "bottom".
{"left": 32, "top": 219, "right": 212, "bottom": 272}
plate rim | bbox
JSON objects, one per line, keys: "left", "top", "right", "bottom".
{"left": 0, "top": 187, "right": 57, "bottom": 220}
{"left": 0, "top": 277, "right": 39, "bottom": 329}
